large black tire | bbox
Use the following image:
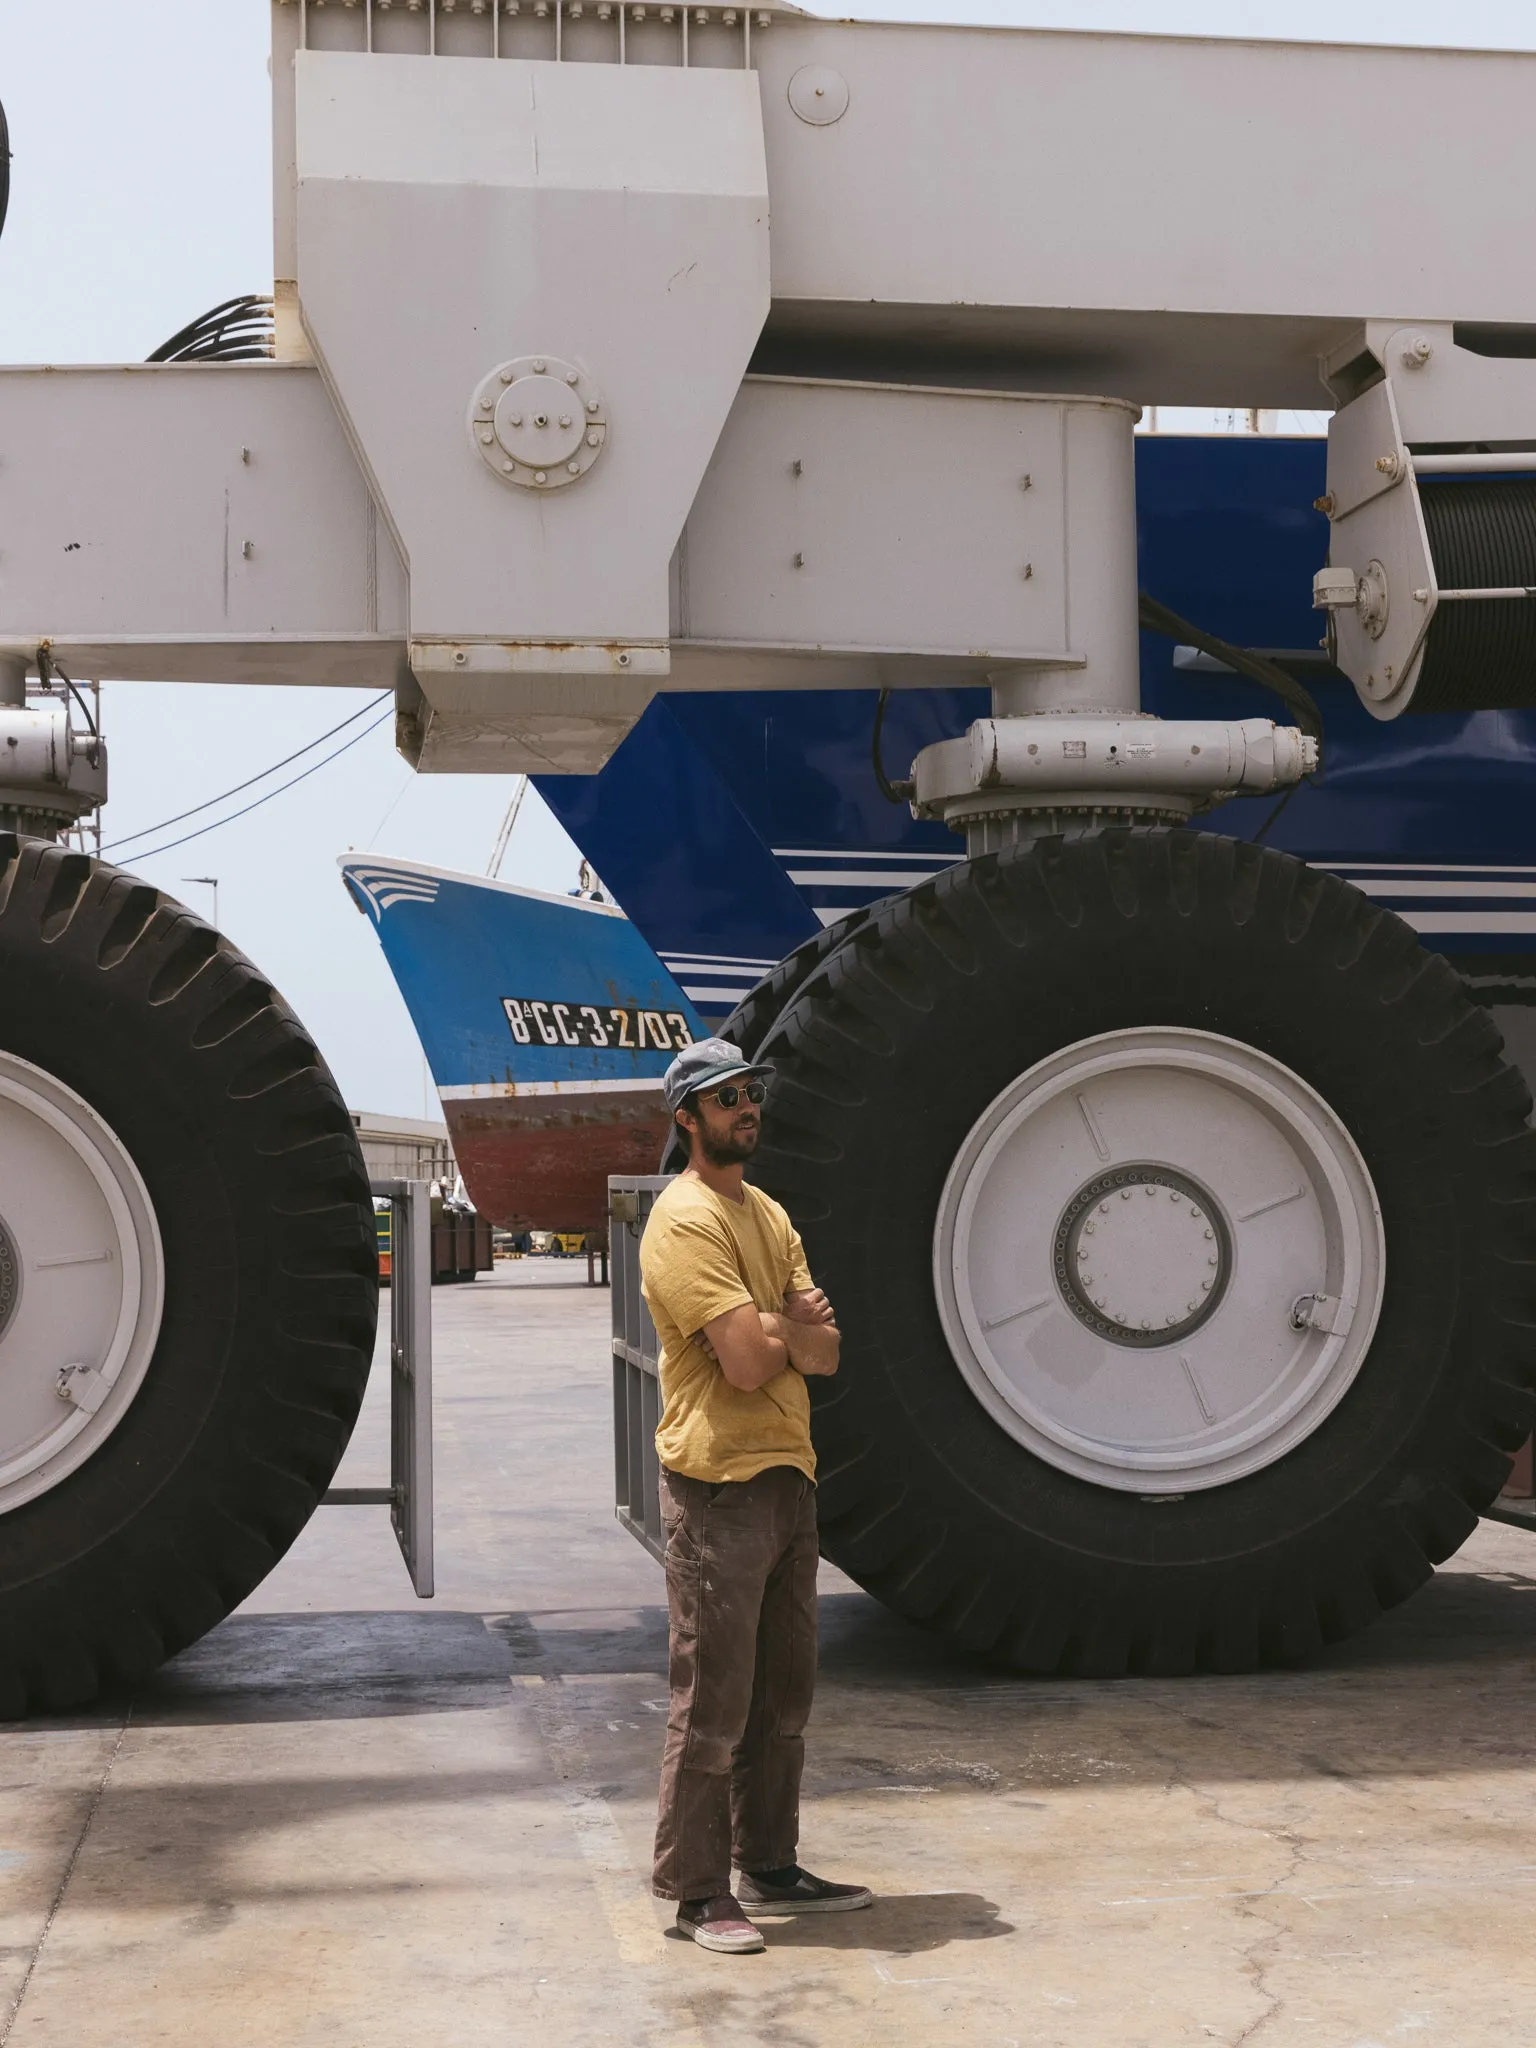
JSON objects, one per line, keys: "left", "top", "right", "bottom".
{"left": 658, "top": 907, "right": 877, "bottom": 1173}
{"left": 0, "top": 840, "right": 377, "bottom": 1711}
{"left": 751, "top": 830, "right": 1536, "bottom": 1675}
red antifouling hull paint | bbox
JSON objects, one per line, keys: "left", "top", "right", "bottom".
{"left": 445, "top": 1089, "right": 672, "bottom": 1233}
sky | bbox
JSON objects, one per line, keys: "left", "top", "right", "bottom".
{"left": 4, "top": 0, "right": 1535, "bottom": 1114}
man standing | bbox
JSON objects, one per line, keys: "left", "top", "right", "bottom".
{"left": 641, "top": 1037, "right": 873, "bottom": 1954}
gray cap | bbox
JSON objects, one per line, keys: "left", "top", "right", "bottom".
{"left": 663, "top": 1036, "right": 774, "bottom": 1112}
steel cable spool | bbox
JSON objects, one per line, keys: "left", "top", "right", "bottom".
{"left": 1415, "top": 478, "right": 1536, "bottom": 711}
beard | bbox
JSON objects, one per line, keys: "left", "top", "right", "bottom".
{"left": 699, "top": 1120, "right": 760, "bottom": 1167}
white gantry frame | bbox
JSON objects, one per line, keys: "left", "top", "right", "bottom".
{"left": 5, "top": 10, "right": 1536, "bottom": 765}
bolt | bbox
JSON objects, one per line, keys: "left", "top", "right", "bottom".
{"left": 1208, "top": 1256, "right": 1218, "bottom": 1268}
{"left": 1099, "top": 1203, "right": 1109, "bottom": 1215}
{"left": 566, "top": 369, "right": 579, "bottom": 384}
{"left": 567, "top": 461, "right": 580, "bottom": 474}
{"left": 1201, "top": 1280, "right": 1211, "bottom": 1292}
{"left": 587, "top": 399, "right": 600, "bottom": 414}
{"left": 1203, "top": 1228, "right": 1213, "bottom": 1240}
{"left": 502, "top": 459, "right": 514, "bottom": 471}
{"left": 1413, "top": 587, "right": 1430, "bottom": 602}
{"left": 1376, "top": 453, "right": 1400, "bottom": 477}
{"left": 1186, "top": 1301, "right": 1197, "bottom": 1314}
{"left": 1402, "top": 335, "right": 1433, "bottom": 368}
{"left": 559, "top": 414, "right": 572, "bottom": 428}
{"left": 500, "top": 369, "right": 514, "bottom": 384}
{"left": 1084, "top": 1222, "right": 1095, "bottom": 1235}
{"left": 1190, "top": 1208, "right": 1201, "bottom": 1220}
{"left": 453, "top": 649, "right": 468, "bottom": 666}
{"left": 535, "top": 470, "right": 548, "bottom": 484}
{"left": 533, "top": 359, "right": 546, "bottom": 373}
{"left": 478, "top": 429, "right": 493, "bottom": 444}
{"left": 534, "top": 413, "right": 549, "bottom": 428}
{"left": 1314, "top": 492, "right": 1336, "bottom": 516}
{"left": 1170, "top": 1191, "right": 1180, "bottom": 1201}
{"left": 509, "top": 413, "right": 523, "bottom": 427}
{"left": 479, "top": 398, "right": 493, "bottom": 413}
{"left": 1144, "top": 1186, "right": 1155, "bottom": 1197}
{"left": 1121, "top": 1190, "right": 1132, "bottom": 1201}
{"left": 586, "top": 431, "right": 600, "bottom": 448}
{"left": 617, "top": 651, "right": 632, "bottom": 668}
{"left": 1140, "top": 1319, "right": 1151, "bottom": 1330}
{"left": 1165, "top": 1313, "right": 1177, "bottom": 1324}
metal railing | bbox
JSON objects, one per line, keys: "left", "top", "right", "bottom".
{"left": 280, "top": 0, "right": 777, "bottom": 68}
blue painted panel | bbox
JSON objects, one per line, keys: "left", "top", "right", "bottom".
{"left": 537, "top": 435, "right": 1536, "bottom": 971}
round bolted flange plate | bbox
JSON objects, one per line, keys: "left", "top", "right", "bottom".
{"left": 1053, "top": 1164, "right": 1232, "bottom": 1349}
{"left": 1357, "top": 558, "right": 1389, "bottom": 641}
{"left": 788, "top": 65, "right": 850, "bottom": 124}
{"left": 0, "top": 1213, "right": 18, "bottom": 1343}
{"left": 469, "top": 355, "right": 607, "bottom": 491}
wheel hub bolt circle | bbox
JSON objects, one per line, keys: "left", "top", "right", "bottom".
{"left": 1053, "top": 1163, "right": 1232, "bottom": 1350}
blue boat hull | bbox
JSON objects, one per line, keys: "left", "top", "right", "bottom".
{"left": 340, "top": 858, "right": 705, "bottom": 1230}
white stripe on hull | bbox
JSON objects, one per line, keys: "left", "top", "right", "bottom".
{"left": 439, "top": 1077, "right": 667, "bottom": 1101}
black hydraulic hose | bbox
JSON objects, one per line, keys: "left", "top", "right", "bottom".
{"left": 146, "top": 294, "right": 274, "bottom": 365}
{"left": 872, "top": 687, "right": 915, "bottom": 804}
{"left": 1138, "top": 591, "right": 1325, "bottom": 750}
{"left": 36, "top": 648, "right": 98, "bottom": 739}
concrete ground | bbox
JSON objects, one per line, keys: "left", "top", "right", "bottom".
{"left": 4, "top": 1264, "right": 1536, "bottom": 2047}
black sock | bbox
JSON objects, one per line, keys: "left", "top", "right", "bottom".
{"left": 747, "top": 1864, "right": 800, "bottom": 1887}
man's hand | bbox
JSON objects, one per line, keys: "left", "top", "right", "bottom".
{"left": 760, "top": 1309, "right": 840, "bottom": 1379}
{"left": 782, "top": 1285, "right": 837, "bottom": 1329}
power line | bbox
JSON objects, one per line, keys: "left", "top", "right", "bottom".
{"left": 102, "top": 693, "right": 391, "bottom": 856}
{"left": 117, "top": 709, "right": 395, "bottom": 866}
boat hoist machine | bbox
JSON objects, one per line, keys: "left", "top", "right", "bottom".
{"left": 3, "top": 3, "right": 1536, "bottom": 1701}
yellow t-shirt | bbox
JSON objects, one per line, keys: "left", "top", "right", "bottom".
{"left": 641, "top": 1174, "right": 817, "bottom": 1485}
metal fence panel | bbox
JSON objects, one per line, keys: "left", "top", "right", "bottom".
{"left": 325, "top": 1178, "right": 434, "bottom": 1598}
{"left": 609, "top": 1176, "right": 673, "bottom": 1564}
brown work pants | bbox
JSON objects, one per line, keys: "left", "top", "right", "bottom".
{"left": 652, "top": 1464, "right": 819, "bottom": 1902}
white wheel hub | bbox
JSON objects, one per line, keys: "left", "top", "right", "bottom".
{"left": 0, "top": 1051, "right": 164, "bottom": 1513}
{"left": 933, "top": 1028, "right": 1385, "bottom": 1494}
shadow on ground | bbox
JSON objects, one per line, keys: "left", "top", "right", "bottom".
{"left": 722, "top": 1892, "right": 1014, "bottom": 1954}
{"left": 48, "top": 1536, "right": 1536, "bottom": 1761}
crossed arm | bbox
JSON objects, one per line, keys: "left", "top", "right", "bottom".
{"left": 698, "top": 1286, "right": 840, "bottom": 1392}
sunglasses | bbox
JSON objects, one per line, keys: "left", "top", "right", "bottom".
{"left": 704, "top": 1080, "right": 767, "bottom": 1109}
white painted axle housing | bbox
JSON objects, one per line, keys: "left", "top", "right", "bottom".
{"left": 0, "top": 700, "right": 108, "bottom": 826}
{"left": 912, "top": 714, "right": 1319, "bottom": 831}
